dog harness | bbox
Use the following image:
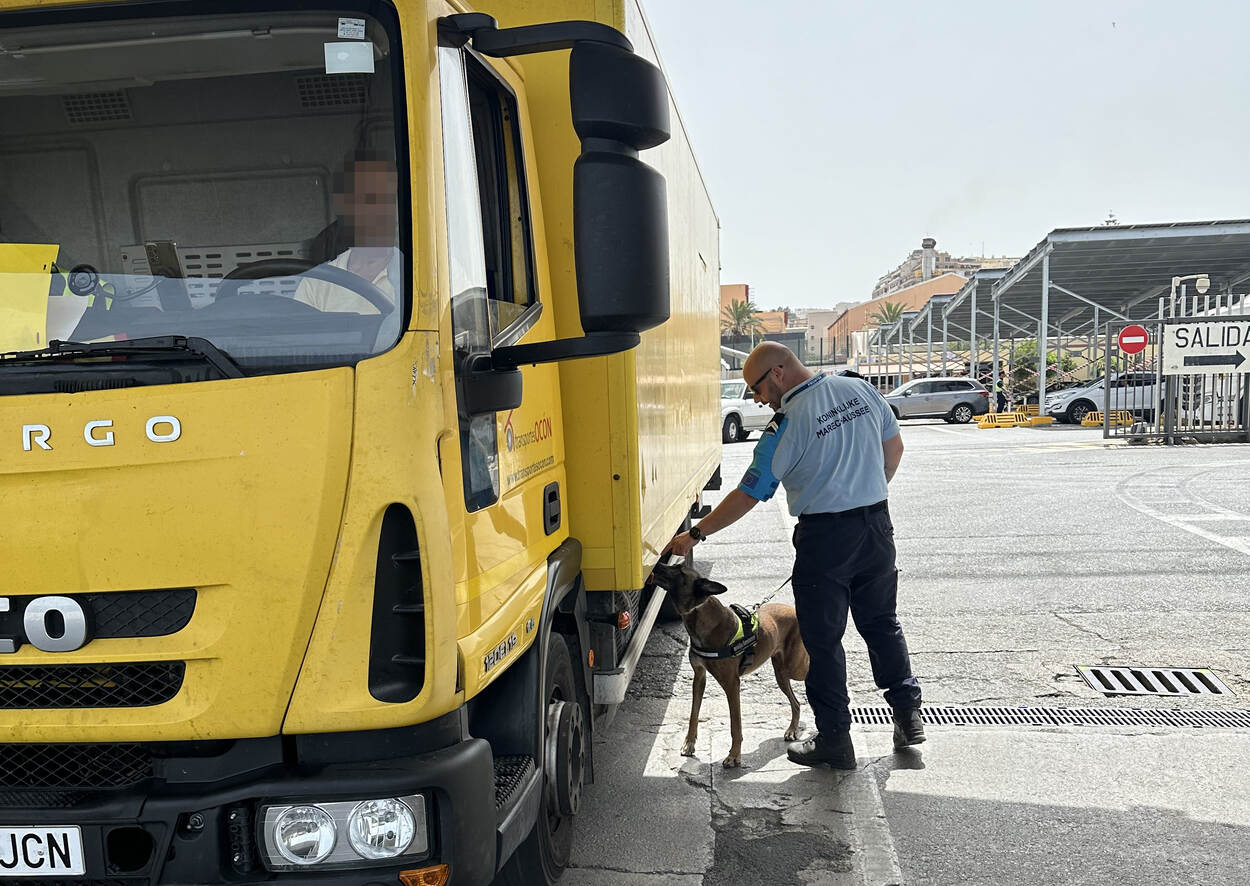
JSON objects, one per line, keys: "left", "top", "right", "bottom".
{"left": 690, "top": 604, "right": 759, "bottom": 675}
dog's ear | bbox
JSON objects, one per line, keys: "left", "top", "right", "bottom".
{"left": 693, "top": 578, "right": 728, "bottom": 597}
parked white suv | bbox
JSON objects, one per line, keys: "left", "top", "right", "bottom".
{"left": 1044, "top": 372, "right": 1159, "bottom": 424}
{"left": 720, "top": 380, "right": 772, "bottom": 442}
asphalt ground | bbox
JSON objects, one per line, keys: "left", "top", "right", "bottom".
{"left": 561, "top": 420, "right": 1250, "bottom": 886}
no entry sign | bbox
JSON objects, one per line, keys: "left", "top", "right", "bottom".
{"left": 1118, "top": 325, "right": 1149, "bottom": 355}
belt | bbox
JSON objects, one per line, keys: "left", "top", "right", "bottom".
{"left": 798, "top": 500, "right": 888, "bottom": 521}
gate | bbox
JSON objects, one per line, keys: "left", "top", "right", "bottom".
{"left": 1102, "top": 292, "right": 1250, "bottom": 442}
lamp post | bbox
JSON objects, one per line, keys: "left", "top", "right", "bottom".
{"left": 1169, "top": 273, "right": 1210, "bottom": 317}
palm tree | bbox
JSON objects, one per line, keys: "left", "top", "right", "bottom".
{"left": 721, "top": 298, "right": 765, "bottom": 339}
{"left": 867, "top": 300, "right": 905, "bottom": 327}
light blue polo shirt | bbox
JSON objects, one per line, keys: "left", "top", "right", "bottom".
{"left": 738, "top": 374, "right": 900, "bottom": 516}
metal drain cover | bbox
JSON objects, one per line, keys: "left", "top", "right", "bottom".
{"left": 849, "top": 706, "right": 1250, "bottom": 729}
{"left": 1076, "top": 666, "right": 1233, "bottom": 697}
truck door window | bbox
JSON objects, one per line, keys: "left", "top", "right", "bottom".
{"left": 465, "top": 56, "right": 538, "bottom": 345}
{"left": 439, "top": 46, "right": 498, "bottom": 512}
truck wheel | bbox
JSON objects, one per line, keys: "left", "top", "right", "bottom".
{"left": 722, "top": 415, "right": 742, "bottom": 443}
{"left": 497, "top": 634, "right": 585, "bottom": 885}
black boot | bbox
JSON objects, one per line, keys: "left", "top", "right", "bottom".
{"left": 892, "top": 708, "right": 925, "bottom": 749}
{"left": 786, "top": 731, "right": 856, "bottom": 769}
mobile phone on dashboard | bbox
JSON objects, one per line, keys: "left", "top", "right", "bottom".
{"left": 143, "top": 239, "right": 184, "bottom": 278}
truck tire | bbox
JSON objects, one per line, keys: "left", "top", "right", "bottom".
{"left": 722, "top": 414, "right": 742, "bottom": 443}
{"left": 496, "top": 634, "right": 585, "bottom": 886}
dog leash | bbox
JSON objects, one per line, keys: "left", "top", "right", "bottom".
{"left": 749, "top": 575, "right": 792, "bottom": 614}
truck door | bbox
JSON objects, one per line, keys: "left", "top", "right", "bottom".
{"left": 439, "top": 45, "right": 564, "bottom": 651}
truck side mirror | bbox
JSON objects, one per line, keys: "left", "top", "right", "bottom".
{"left": 570, "top": 41, "right": 669, "bottom": 336}
{"left": 438, "top": 15, "right": 672, "bottom": 370}
{"left": 461, "top": 353, "right": 523, "bottom": 416}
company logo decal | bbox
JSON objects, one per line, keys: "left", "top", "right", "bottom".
{"left": 0, "top": 596, "right": 90, "bottom": 654}
{"left": 21, "top": 416, "right": 182, "bottom": 451}
{"left": 503, "top": 411, "right": 553, "bottom": 453}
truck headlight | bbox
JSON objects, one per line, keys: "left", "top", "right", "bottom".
{"left": 348, "top": 799, "right": 416, "bottom": 860}
{"left": 273, "top": 806, "right": 336, "bottom": 866}
{"left": 262, "top": 795, "right": 427, "bottom": 871}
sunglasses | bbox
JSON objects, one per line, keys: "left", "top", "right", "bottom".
{"left": 747, "top": 365, "right": 779, "bottom": 395}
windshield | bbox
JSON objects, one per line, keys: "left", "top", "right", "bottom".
{"left": 0, "top": 4, "right": 405, "bottom": 376}
{"left": 721, "top": 381, "right": 744, "bottom": 398}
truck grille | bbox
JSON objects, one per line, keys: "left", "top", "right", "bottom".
{"left": 85, "top": 589, "right": 196, "bottom": 638}
{"left": 0, "top": 743, "right": 153, "bottom": 790}
{"left": 4, "top": 589, "right": 195, "bottom": 640}
{"left": 0, "top": 662, "right": 184, "bottom": 708}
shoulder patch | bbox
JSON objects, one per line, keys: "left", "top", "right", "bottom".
{"left": 764, "top": 411, "right": 786, "bottom": 435}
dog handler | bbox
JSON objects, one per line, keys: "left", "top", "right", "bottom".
{"left": 665, "top": 342, "right": 923, "bottom": 768}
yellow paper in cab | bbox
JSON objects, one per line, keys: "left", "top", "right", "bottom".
{"left": 0, "top": 243, "right": 59, "bottom": 351}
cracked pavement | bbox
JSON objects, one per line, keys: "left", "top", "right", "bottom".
{"left": 561, "top": 424, "right": 1250, "bottom": 885}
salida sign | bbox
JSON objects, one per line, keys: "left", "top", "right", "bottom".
{"left": 1161, "top": 319, "right": 1250, "bottom": 375}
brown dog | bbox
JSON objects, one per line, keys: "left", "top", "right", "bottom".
{"left": 651, "top": 561, "right": 810, "bottom": 768}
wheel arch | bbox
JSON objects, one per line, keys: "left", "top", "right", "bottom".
{"left": 465, "top": 539, "right": 592, "bottom": 775}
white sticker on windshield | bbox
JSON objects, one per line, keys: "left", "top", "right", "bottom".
{"left": 325, "top": 42, "right": 374, "bottom": 74}
{"left": 338, "top": 17, "right": 366, "bottom": 39}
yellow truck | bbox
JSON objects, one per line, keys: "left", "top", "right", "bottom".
{"left": 0, "top": 1, "right": 720, "bottom": 883}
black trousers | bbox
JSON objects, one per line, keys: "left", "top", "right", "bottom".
{"left": 791, "top": 504, "right": 922, "bottom": 734}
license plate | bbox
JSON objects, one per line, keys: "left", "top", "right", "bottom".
{"left": 0, "top": 827, "right": 85, "bottom": 876}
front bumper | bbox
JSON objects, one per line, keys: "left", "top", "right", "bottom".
{"left": 0, "top": 717, "right": 497, "bottom": 886}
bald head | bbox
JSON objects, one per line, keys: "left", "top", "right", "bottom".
{"left": 742, "top": 343, "right": 813, "bottom": 410}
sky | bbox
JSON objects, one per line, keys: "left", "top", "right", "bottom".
{"left": 641, "top": 0, "right": 1250, "bottom": 311}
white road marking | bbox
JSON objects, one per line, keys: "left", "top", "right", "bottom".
{"left": 1117, "top": 462, "right": 1250, "bottom": 557}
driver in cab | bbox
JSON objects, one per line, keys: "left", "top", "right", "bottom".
{"left": 294, "top": 150, "right": 402, "bottom": 320}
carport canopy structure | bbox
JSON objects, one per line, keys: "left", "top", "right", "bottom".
{"left": 991, "top": 219, "right": 1250, "bottom": 403}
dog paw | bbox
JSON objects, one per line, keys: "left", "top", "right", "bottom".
{"left": 680, "top": 742, "right": 697, "bottom": 757}
{"left": 721, "top": 756, "right": 741, "bottom": 769}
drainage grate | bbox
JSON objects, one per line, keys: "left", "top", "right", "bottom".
{"left": 850, "top": 706, "right": 1250, "bottom": 729}
{"left": 1076, "top": 666, "right": 1233, "bottom": 697}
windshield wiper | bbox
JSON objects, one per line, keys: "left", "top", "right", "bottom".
{"left": 0, "top": 335, "right": 245, "bottom": 379}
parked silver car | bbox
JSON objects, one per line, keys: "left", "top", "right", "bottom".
{"left": 884, "top": 377, "right": 991, "bottom": 424}
{"left": 720, "top": 379, "right": 773, "bottom": 442}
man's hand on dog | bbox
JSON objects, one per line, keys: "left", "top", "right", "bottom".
{"left": 664, "top": 530, "right": 698, "bottom": 559}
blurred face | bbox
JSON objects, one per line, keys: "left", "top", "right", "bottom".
{"left": 334, "top": 160, "right": 398, "bottom": 245}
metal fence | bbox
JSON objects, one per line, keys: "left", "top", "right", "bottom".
{"left": 1103, "top": 292, "right": 1250, "bottom": 442}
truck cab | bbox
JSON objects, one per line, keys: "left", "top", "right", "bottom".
{"left": 0, "top": 2, "right": 719, "bottom": 884}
